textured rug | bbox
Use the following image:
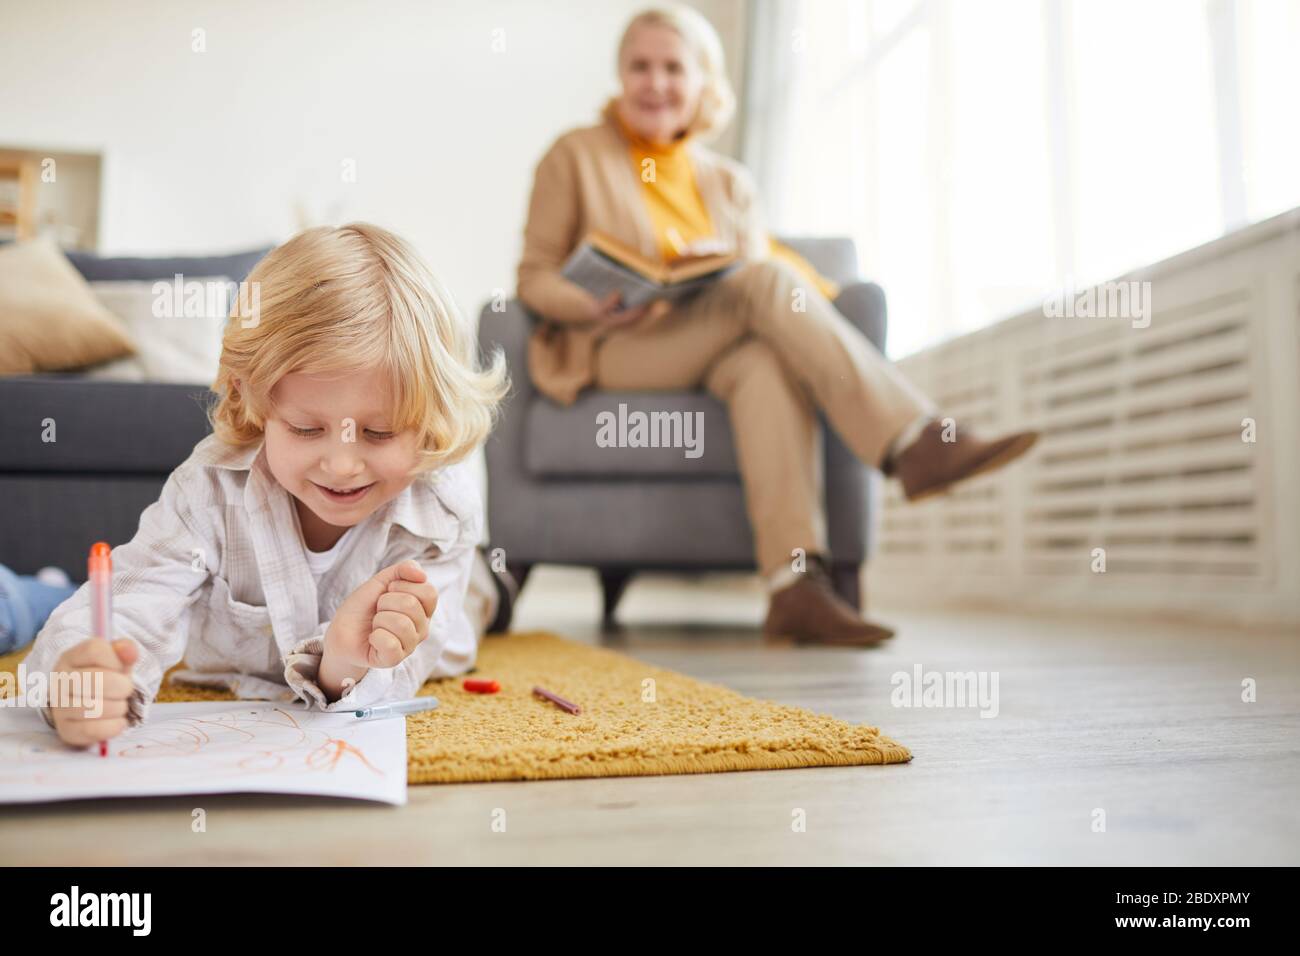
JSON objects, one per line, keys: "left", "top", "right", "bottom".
{"left": 1, "top": 631, "right": 911, "bottom": 783}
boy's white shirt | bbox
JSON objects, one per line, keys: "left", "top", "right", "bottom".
{"left": 23, "top": 433, "right": 483, "bottom": 726}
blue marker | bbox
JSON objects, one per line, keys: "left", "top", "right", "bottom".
{"left": 353, "top": 697, "right": 439, "bottom": 721}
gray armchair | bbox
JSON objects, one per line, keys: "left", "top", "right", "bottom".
{"left": 477, "top": 237, "right": 887, "bottom": 624}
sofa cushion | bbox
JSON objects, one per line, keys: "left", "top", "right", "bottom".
{"left": 65, "top": 246, "right": 272, "bottom": 284}
{"left": 524, "top": 392, "right": 741, "bottom": 478}
{"left": 83, "top": 277, "right": 231, "bottom": 384}
{"left": 0, "top": 376, "right": 213, "bottom": 472}
{"left": 0, "top": 239, "right": 137, "bottom": 375}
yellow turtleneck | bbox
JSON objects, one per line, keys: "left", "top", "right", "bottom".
{"left": 616, "top": 111, "right": 714, "bottom": 261}
{"left": 614, "top": 109, "right": 840, "bottom": 301}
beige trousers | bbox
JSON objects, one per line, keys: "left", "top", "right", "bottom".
{"left": 593, "top": 259, "right": 936, "bottom": 578}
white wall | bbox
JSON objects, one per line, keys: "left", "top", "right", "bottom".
{"left": 0, "top": 0, "right": 745, "bottom": 322}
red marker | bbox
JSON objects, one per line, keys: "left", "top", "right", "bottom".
{"left": 88, "top": 542, "right": 114, "bottom": 758}
{"left": 463, "top": 679, "right": 499, "bottom": 694}
{"left": 88, "top": 542, "right": 114, "bottom": 644}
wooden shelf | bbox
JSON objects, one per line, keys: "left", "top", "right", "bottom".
{"left": 0, "top": 152, "right": 40, "bottom": 241}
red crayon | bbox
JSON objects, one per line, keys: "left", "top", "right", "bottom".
{"left": 463, "top": 679, "right": 499, "bottom": 694}
{"left": 533, "top": 686, "right": 580, "bottom": 715}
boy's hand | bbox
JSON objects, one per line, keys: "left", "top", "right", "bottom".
{"left": 48, "top": 637, "right": 138, "bottom": 747}
{"left": 324, "top": 560, "right": 439, "bottom": 671}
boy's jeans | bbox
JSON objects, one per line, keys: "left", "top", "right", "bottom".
{"left": 0, "top": 564, "right": 77, "bottom": 654}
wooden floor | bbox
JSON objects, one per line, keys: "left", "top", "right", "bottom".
{"left": 3, "top": 566, "right": 1297, "bottom": 866}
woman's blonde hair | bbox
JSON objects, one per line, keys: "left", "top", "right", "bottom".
{"left": 210, "top": 222, "right": 508, "bottom": 475}
{"left": 617, "top": 5, "right": 735, "bottom": 139}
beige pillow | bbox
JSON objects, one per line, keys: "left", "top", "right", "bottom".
{"left": 0, "top": 238, "right": 137, "bottom": 375}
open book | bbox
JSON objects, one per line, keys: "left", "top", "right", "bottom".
{"left": 561, "top": 231, "right": 740, "bottom": 308}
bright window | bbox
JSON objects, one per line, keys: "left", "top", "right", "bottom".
{"left": 743, "top": 0, "right": 1300, "bottom": 357}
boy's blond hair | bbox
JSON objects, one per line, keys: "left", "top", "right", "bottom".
{"left": 618, "top": 5, "right": 735, "bottom": 139}
{"left": 210, "top": 222, "right": 507, "bottom": 474}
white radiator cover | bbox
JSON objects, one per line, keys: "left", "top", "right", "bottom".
{"left": 868, "top": 209, "right": 1300, "bottom": 627}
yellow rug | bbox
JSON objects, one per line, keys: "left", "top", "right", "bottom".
{"left": 0, "top": 631, "right": 911, "bottom": 783}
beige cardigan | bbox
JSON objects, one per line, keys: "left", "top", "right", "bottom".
{"left": 517, "top": 99, "right": 768, "bottom": 405}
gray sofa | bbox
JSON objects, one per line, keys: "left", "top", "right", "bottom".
{"left": 1, "top": 239, "right": 889, "bottom": 629}
{"left": 477, "top": 237, "right": 887, "bottom": 623}
{"left": 0, "top": 376, "right": 216, "bottom": 578}
{"left": 0, "top": 246, "right": 269, "bottom": 581}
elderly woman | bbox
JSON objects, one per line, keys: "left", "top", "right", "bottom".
{"left": 516, "top": 6, "right": 1037, "bottom": 646}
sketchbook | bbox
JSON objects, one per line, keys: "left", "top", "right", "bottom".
{"left": 0, "top": 701, "right": 408, "bottom": 806}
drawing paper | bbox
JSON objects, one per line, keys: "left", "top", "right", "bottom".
{"left": 0, "top": 701, "right": 408, "bottom": 806}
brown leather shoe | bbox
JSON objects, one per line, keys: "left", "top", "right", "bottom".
{"left": 763, "top": 562, "right": 895, "bottom": 647}
{"left": 889, "top": 419, "right": 1039, "bottom": 502}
